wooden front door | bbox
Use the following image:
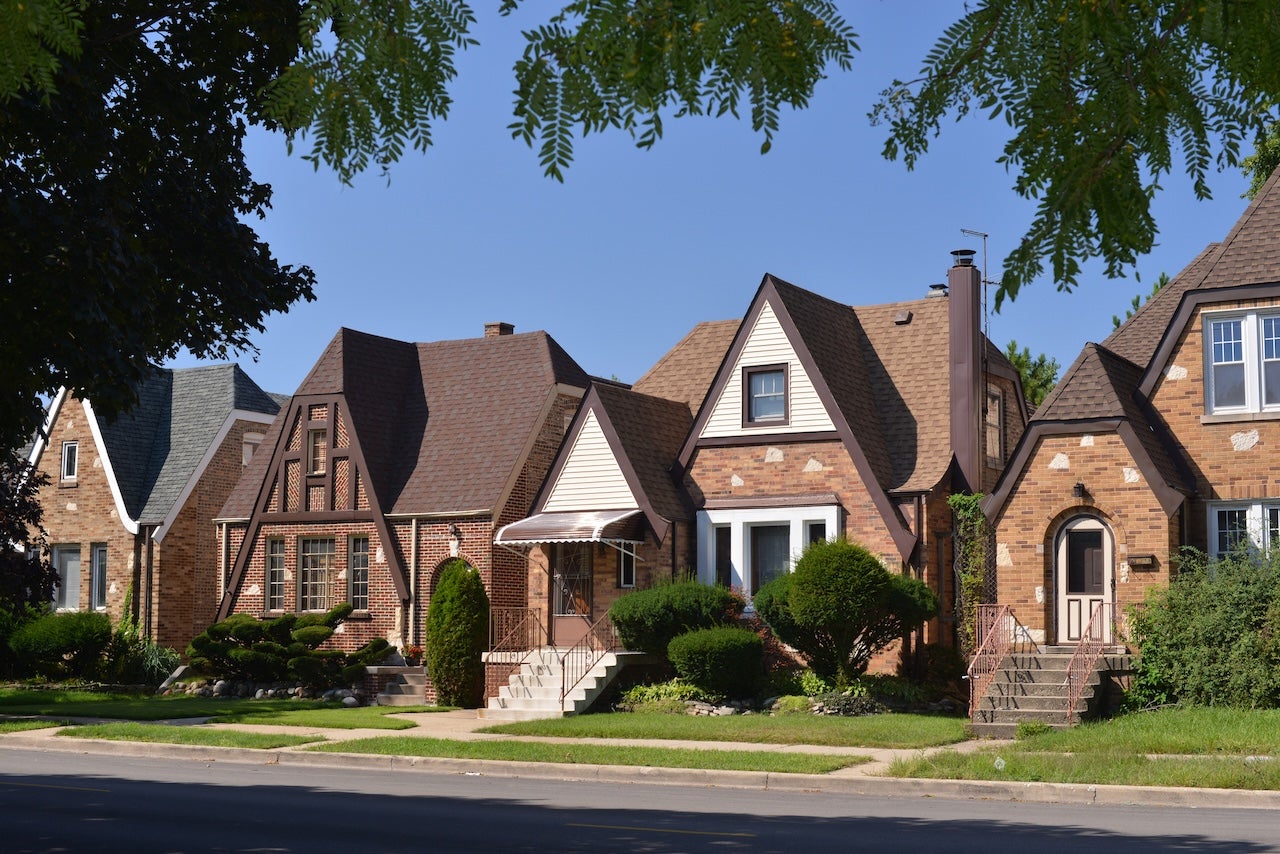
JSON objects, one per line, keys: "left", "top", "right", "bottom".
{"left": 1056, "top": 517, "right": 1112, "bottom": 644}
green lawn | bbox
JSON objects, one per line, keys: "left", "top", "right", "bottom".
{"left": 479, "top": 711, "right": 967, "bottom": 749}
{"left": 58, "top": 722, "right": 324, "bottom": 749}
{"left": 311, "top": 736, "right": 866, "bottom": 774}
{"left": 0, "top": 688, "right": 331, "bottom": 720}
{"left": 210, "top": 705, "right": 450, "bottom": 729}
{"left": 0, "top": 719, "right": 67, "bottom": 733}
{"left": 887, "top": 707, "right": 1280, "bottom": 790}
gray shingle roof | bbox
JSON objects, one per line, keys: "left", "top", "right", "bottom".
{"left": 95, "top": 364, "right": 280, "bottom": 524}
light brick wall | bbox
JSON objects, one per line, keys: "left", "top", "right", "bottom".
{"left": 992, "top": 431, "right": 1174, "bottom": 644}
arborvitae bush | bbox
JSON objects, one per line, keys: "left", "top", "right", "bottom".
{"left": 608, "top": 580, "right": 744, "bottom": 658}
{"left": 10, "top": 610, "right": 112, "bottom": 679}
{"left": 423, "top": 560, "right": 489, "bottom": 707}
{"left": 667, "top": 626, "right": 763, "bottom": 697}
{"left": 755, "top": 539, "right": 937, "bottom": 687}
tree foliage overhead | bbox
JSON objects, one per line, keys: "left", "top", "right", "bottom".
{"left": 872, "top": 2, "right": 1280, "bottom": 305}
{"left": 1003, "top": 340, "right": 1059, "bottom": 409}
{"left": 0, "top": 1, "right": 856, "bottom": 452}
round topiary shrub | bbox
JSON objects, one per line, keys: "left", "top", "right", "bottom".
{"left": 608, "top": 580, "right": 744, "bottom": 658}
{"left": 423, "top": 560, "right": 490, "bottom": 707}
{"left": 9, "top": 610, "right": 112, "bottom": 679}
{"left": 667, "top": 626, "right": 763, "bottom": 698}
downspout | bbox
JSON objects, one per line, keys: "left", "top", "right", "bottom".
{"left": 144, "top": 526, "right": 155, "bottom": 639}
{"left": 670, "top": 523, "right": 678, "bottom": 581}
{"left": 409, "top": 517, "right": 419, "bottom": 646}
{"left": 218, "top": 523, "right": 229, "bottom": 599}
{"left": 131, "top": 533, "right": 143, "bottom": 624}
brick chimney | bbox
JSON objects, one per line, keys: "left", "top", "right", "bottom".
{"left": 484, "top": 322, "right": 515, "bottom": 338}
{"left": 948, "top": 249, "right": 982, "bottom": 493}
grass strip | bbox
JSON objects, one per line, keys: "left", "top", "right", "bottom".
{"left": 479, "top": 711, "right": 966, "bottom": 749}
{"left": 887, "top": 749, "right": 1280, "bottom": 790}
{"left": 312, "top": 736, "right": 867, "bottom": 774}
{"left": 0, "top": 719, "right": 68, "bottom": 733}
{"left": 1013, "top": 707, "right": 1280, "bottom": 756}
{"left": 0, "top": 688, "right": 335, "bottom": 720}
{"left": 209, "top": 705, "right": 451, "bottom": 730}
{"left": 58, "top": 722, "right": 323, "bottom": 749}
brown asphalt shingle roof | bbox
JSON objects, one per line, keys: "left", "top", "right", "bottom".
{"left": 220, "top": 327, "right": 590, "bottom": 519}
{"left": 632, "top": 319, "right": 738, "bottom": 415}
{"left": 589, "top": 383, "right": 695, "bottom": 525}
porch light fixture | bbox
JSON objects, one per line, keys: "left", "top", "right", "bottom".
{"left": 447, "top": 523, "right": 461, "bottom": 558}
{"left": 1072, "top": 481, "right": 1087, "bottom": 499}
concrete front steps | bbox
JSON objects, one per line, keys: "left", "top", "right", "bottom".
{"left": 970, "top": 647, "right": 1131, "bottom": 738}
{"left": 373, "top": 666, "right": 427, "bottom": 706}
{"left": 477, "top": 648, "right": 641, "bottom": 722}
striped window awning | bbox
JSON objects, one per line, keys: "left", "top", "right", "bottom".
{"left": 494, "top": 509, "right": 644, "bottom": 545}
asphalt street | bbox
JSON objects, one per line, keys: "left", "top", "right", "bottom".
{"left": 3, "top": 749, "right": 1279, "bottom": 853}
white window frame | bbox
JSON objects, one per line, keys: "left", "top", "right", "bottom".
{"left": 1207, "top": 502, "right": 1280, "bottom": 557}
{"left": 52, "top": 545, "right": 80, "bottom": 611}
{"left": 696, "top": 505, "right": 841, "bottom": 603}
{"left": 617, "top": 542, "right": 636, "bottom": 588}
{"left": 349, "top": 535, "right": 370, "bottom": 611}
{"left": 299, "top": 537, "right": 335, "bottom": 612}
{"left": 1203, "top": 309, "right": 1280, "bottom": 415}
{"left": 307, "top": 429, "right": 327, "bottom": 475}
{"left": 266, "top": 539, "right": 286, "bottom": 611}
{"left": 90, "top": 544, "right": 107, "bottom": 611}
{"left": 60, "top": 441, "right": 78, "bottom": 481}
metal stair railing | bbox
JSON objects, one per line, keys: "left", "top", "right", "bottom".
{"left": 560, "top": 613, "right": 621, "bottom": 709}
{"left": 1064, "top": 602, "right": 1110, "bottom": 723}
{"left": 488, "top": 607, "right": 545, "bottom": 664}
{"left": 967, "top": 604, "right": 1040, "bottom": 719}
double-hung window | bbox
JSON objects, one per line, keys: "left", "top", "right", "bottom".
{"left": 349, "top": 536, "right": 369, "bottom": 610}
{"left": 90, "top": 544, "right": 107, "bottom": 611}
{"left": 52, "top": 545, "right": 80, "bottom": 610}
{"left": 266, "top": 539, "right": 286, "bottom": 611}
{"left": 299, "top": 538, "right": 335, "bottom": 611}
{"left": 744, "top": 365, "right": 787, "bottom": 425}
{"left": 1207, "top": 503, "right": 1280, "bottom": 557}
{"left": 1205, "top": 311, "right": 1280, "bottom": 414}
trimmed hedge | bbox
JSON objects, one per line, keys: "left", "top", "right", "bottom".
{"left": 667, "top": 626, "right": 763, "bottom": 697}
{"left": 608, "top": 581, "right": 744, "bottom": 658}
{"left": 10, "top": 610, "right": 112, "bottom": 679}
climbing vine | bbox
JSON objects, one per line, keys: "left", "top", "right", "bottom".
{"left": 949, "top": 492, "right": 989, "bottom": 657}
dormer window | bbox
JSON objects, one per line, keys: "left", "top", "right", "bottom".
{"left": 60, "top": 441, "right": 78, "bottom": 481}
{"left": 744, "top": 365, "right": 788, "bottom": 426}
{"left": 308, "top": 429, "right": 327, "bottom": 475}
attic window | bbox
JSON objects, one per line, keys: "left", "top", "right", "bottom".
{"left": 242, "top": 432, "right": 264, "bottom": 466}
{"left": 60, "top": 441, "right": 78, "bottom": 481}
{"left": 893, "top": 310, "right": 913, "bottom": 325}
{"left": 743, "top": 365, "right": 788, "bottom": 426}
{"left": 308, "top": 429, "right": 327, "bottom": 475}
{"left": 1204, "top": 310, "right": 1280, "bottom": 414}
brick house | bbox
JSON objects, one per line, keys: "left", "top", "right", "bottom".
{"left": 28, "top": 365, "right": 282, "bottom": 649}
{"left": 215, "top": 324, "right": 590, "bottom": 674}
{"left": 984, "top": 168, "right": 1280, "bottom": 648}
{"left": 499, "top": 260, "right": 1028, "bottom": 659}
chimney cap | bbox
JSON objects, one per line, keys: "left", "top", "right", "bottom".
{"left": 484, "top": 321, "right": 515, "bottom": 338}
{"left": 950, "top": 248, "right": 976, "bottom": 266}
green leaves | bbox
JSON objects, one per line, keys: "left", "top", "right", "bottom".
{"left": 0, "top": 0, "right": 83, "bottom": 100}
{"left": 872, "top": 1, "right": 1280, "bottom": 303}
{"left": 509, "top": 0, "right": 857, "bottom": 180}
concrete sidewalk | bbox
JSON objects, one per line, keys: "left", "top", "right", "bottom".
{"left": 4, "top": 709, "right": 1280, "bottom": 811}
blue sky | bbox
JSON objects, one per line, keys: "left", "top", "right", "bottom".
{"left": 167, "top": 2, "right": 1255, "bottom": 396}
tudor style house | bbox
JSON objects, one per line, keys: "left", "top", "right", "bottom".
{"left": 499, "top": 256, "right": 1028, "bottom": 661}
{"left": 984, "top": 167, "right": 1280, "bottom": 649}
{"left": 28, "top": 365, "right": 283, "bottom": 649}
{"left": 215, "top": 323, "right": 590, "bottom": 669}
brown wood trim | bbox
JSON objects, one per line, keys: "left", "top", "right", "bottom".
{"left": 740, "top": 363, "right": 790, "bottom": 428}
{"left": 693, "top": 431, "right": 841, "bottom": 449}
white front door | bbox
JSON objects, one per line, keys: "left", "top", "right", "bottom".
{"left": 1055, "top": 516, "right": 1113, "bottom": 645}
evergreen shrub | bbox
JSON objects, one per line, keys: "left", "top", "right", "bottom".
{"left": 423, "top": 560, "right": 489, "bottom": 707}
{"left": 667, "top": 626, "right": 763, "bottom": 697}
{"left": 608, "top": 580, "right": 743, "bottom": 657}
{"left": 10, "top": 610, "right": 112, "bottom": 679}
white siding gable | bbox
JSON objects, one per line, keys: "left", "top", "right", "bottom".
{"left": 701, "top": 300, "right": 835, "bottom": 438}
{"left": 542, "top": 408, "right": 638, "bottom": 512}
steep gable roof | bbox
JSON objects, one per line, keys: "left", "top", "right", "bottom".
{"left": 89, "top": 364, "right": 281, "bottom": 526}
{"left": 632, "top": 319, "right": 739, "bottom": 415}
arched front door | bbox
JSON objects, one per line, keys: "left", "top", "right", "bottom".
{"left": 1054, "top": 515, "right": 1113, "bottom": 645}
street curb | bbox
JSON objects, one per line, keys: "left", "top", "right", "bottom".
{"left": 7, "top": 733, "right": 1280, "bottom": 810}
